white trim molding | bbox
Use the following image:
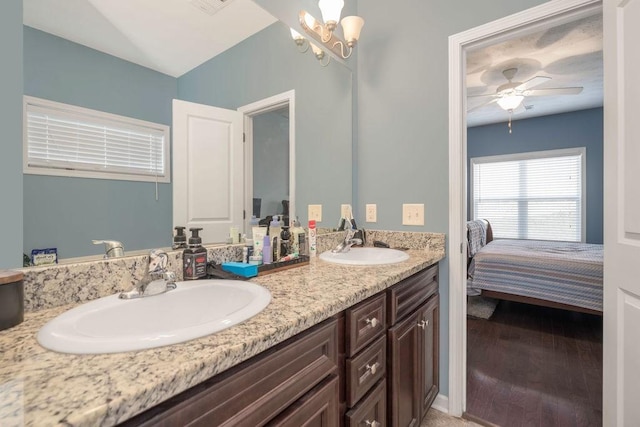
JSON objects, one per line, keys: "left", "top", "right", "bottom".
{"left": 431, "top": 394, "right": 450, "bottom": 414}
{"left": 447, "top": 0, "right": 602, "bottom": 417}
{"left": 238, "top": 90, "right": 296, "bottom": 232}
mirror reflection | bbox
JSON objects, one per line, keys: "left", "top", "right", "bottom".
{"left": 21, "top": 1, "right": 353, "bottom": 262}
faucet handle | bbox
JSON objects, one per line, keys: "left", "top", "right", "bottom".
{"left": 149, "top": 249, "right": 168, "bottom": 273}
{"left": 92, "top": 240, "right": 124, "bottom": 258}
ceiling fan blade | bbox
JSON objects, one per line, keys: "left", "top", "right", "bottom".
{"left": 467, "top": 93, "right": 498, "bottom": 99}
{"left": 525, "top": 87, "right": 584, "bottom": 96}
{"left": 467, "top": 97, "right": 497, "bottom": 112}
{"left": 514, "top": 76, "right": 551, "bottom": 91}
{"left": 512, "top": 103, "right": 527, "bottom": 115}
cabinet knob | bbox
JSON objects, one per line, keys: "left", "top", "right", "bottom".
{"left": 417, "top": 320, "right": 427, "bottom": 329}
{"left": 366, "top": 317, "right": 379, "bottom": 328}
{"left": 365, "top": 362, "right": 380, "bottom": 375}
{"left": 365, "top": 420, "right": 381, "bottom": 427}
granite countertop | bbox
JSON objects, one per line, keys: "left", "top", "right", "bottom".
{"left": 0, "top": 249, "right": 444, "bottom": 427}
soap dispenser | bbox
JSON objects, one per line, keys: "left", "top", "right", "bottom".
{"left": 183, "top": 228, "right": 207, "bottom": 280}
{"left": 172, "top": 226, "right": 187, "bottom": 249}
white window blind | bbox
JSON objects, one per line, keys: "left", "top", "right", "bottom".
{"left": 24, "top": 96, "right": 170, "bottom": 183}
{"left": 471, "top": 148, "right": 585, "bottom": 242}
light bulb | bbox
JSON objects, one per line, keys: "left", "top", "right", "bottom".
{"left": 318, "top": 0, "right": 344, "bottom": 25}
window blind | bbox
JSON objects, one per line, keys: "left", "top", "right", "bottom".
{"left": 24, "top": 97, "right": 169, "bottom": 182}
{"left": 471, "top": 149, "right": 585, "bottom": 242}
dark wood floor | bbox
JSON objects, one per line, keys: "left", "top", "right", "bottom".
{"left": 466, "top": 300, "right": 602, "bottom": 427}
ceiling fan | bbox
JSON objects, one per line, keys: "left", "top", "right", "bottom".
{"left": 468, "top": 67, "right": 584, "bottom": 114}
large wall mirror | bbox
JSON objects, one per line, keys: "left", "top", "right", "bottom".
{"left": 22, "top": 0, "right": 353, "bottom": 262}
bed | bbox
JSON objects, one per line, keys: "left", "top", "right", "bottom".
{"left": 466, "top": 219, "right": 603, "bottom": 315}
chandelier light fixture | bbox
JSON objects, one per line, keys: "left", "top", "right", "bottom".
{"left": 290, "top": 0, "right": 364, "bottom": 66}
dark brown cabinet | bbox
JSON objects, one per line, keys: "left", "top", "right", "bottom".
{"left": 120, "top": 264, "right": 439, "bottom": 427}
{"left": 387, "top": 266, "right": 439, "bottom": 427}
{"left": 122, "top": 317, "right": 341, "bottom": 427}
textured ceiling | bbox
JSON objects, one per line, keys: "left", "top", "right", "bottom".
{"left": 23, "top": 0, "right": 277, "bottom": 77}
{"left": 466, "top": 13, "right": 603, "bottom": 128}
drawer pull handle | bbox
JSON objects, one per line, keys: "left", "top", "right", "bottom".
{"left": 365, "top": 420, "right": 381, "bottom": 427}
{"left": 366, "top": 317, "right": 379, "bottom": 328}
{"left": 417, "top": 320, "right": 427, "bottom": 329}
{"left": 365, "top": 362, "right": 380, "bottom": 375}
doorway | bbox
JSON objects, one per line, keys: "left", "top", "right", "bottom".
{"left": 447, "top": 0, "right": 603, "bottom": 418}
{"left": 239, "top": 90, "right": 296, "bottom": 232}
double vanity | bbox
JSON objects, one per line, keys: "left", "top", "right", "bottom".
{"left": 0, "top": 231, "right": 445, "bottom": 426}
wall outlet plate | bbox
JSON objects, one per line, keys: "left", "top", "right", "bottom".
{"left": 366, "top": 204, "right": 377, "bottom": 222}
{"left": 308, "top": 204, "right": 322, "bottom": 222}
{"left": 402, "top": 204, "right": 424, "bottom": 226}
{"left": 341, "top": 204, "right": 352, "bottom": 218}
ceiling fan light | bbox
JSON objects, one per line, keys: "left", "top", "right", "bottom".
{"left": 497, "top": 95, "right": 524, "bottom": 111}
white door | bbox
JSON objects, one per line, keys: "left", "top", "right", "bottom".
{"left": 172, "top": 99, "right": 243, "bottom": 244}
{"left": 603, "top": 0, "right": 640, "bottom": 425}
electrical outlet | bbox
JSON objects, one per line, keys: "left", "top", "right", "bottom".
{"left": 366, "top": 204, "right": 377, "bottom": 223}
{"left": 341, "top": 204, "right": 352, "bottom": 218}
{"left": 308, "top": 204, "right": 322, "bottom": 222}
{"left": 402, "top": 204, "right": 424, "bottom": 226}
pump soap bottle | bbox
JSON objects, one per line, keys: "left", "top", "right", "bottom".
{"left": 183, "top": 228, "right": 207, "bottom": 280}
{"left": 172, "top": 226, "right": 187, "bottom": 249}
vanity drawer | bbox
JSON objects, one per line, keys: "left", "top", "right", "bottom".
{"left": 345, "top": 379, "right": 387, "bottom": 427}
{"left": 122, "top": 317, "right": 340, "bottom": 427}
{"left": 387, "top": 265, "right": 438, "bottom": 326}
{"left": 346, "top": 336, "right": 386, "bottom": 407}
{"left": 346, "top": 293, "right": 386, "bottom": 357}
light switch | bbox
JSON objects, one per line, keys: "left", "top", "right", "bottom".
{"left": 402, "top": 204, "right": 424, "bottom": 226}
{"left": 366, "top": 204, "right": 377, "bottom": 223}
{"left": 308, "top": 204, "right": 322, "bottom": 222}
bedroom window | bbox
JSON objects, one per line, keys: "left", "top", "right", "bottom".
{"left": 23, "top": 96, "right": 170, "bottom": 183}
{"left": 471, "top": 148, "right": 585, "bottom": 242}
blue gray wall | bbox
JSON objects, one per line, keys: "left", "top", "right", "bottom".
{"left": 355, "top": 0, "right": 549, "bottom": 396}
{"left": 0, "top": 0, "right": 23, "bottom": 269}
{"left": 253, "top": 110, "right": 290, "bottom": 218}
{"left": 178, "top": 22, "right": 353, "bottom": 227}
{"left": 23, "top": 27, "right": 178, "bottom": 259}
{"left": 467, "top": 108, "right": 603, "bottom": 244}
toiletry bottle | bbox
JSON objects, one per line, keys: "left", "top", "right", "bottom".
{"left": 172, "top": 226, "right": 187, "bottom": 249}
{"left": 280, "top": 226, "right": 291, "bottom": 258}
{"left": 291, "top": 218, "right": 306, "bottom": 256}
{"left": 308, "top": 220, "right": 317, "bottom": 257}
{"left": 183, "top": 228, "right": 207, "bottom": 280}
{"left": 262, "top": 235, "right": 272, "bottom": 264}
{"left": 230, "top": 226, "right": 239, "bottom": 244}
{"left": 269, "top": 216, "right": 282, "bottom": 262}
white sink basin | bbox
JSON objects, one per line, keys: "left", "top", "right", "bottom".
{"left": 37, "top": 280, "right": 271, "bottom": 354}
{"left": 319, "top": 247, "right": 410, "bottom": 266}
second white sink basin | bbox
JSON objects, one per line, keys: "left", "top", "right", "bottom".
{"left": 37, "top": 279, "right": 271, "bottom": 354}
{"left": 319, "top": 247, "right": 410, "bottom": 266}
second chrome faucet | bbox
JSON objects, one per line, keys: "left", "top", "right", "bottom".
{"left": 119, "top": 249, "right": 176, "bottom": 299}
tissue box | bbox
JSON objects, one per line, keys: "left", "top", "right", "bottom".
{"left": 221, "top": 262, "right": 258, "bottom": 278}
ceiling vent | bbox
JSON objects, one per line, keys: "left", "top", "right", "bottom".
{"left": 189, "top": 0, "right": 233, "bottom": 15}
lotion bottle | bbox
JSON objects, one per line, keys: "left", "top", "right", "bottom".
{"left": 308, "top": 220, "right": 317, "bottom": 257}
{"left": 269, "top": 216, "right": 282, "bottom": 262}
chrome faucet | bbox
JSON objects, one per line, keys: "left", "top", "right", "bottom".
{"left": 92, "top": 240, "right": 124, "bottom": 258}
{"left": 332, "top": 222, "right": 363, "bottom": 253}
{"left": 119, "top": 249, "right": 177, "bottom": 299}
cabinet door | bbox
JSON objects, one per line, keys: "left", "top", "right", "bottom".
{"left": 268, "top": 375, "right": 340, "bottom": 427}
{"left": 419, "top": 295, "right": 439, "bottom": 417}
{"left": 388, "top": 310, "right": 421, "bottom": 427}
